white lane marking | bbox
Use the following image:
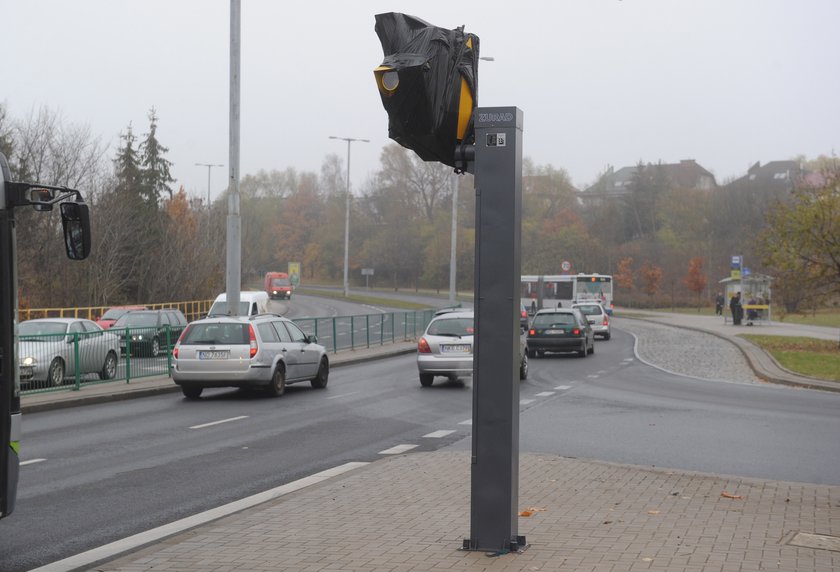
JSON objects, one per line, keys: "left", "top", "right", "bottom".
{"left": 535, "top": 391, "right": 555, "bottom": 397}
{"left": 597, "top": 370, "right": 607, "bottom": 374}
{"left": 623, "top": 358, "right": 634, "bottom": 362}
{"left": 520, "top": 399, "right": 535, "bottom": 405}
{"left": 379, "top": 444, "right": 418, "bottom": 455}
{"left": 21, "top": 458, "right": 46, "bottom": 467}
{"left": 554, "top": 385, "right": 572, "bottom": 390}
{"left": 586, "top": 375, "right": 599, "bottom": 379}
{"left": 423, "top": 430, "right": 455, "bottom": 439}
{"left": 326, "top": 392, "right": 359, "bottom": 400}
{"left": 28, "top": 462, "right": 369, "bottom": 572}
{"left": 189, "top": 416, "right": 249, "bottom": 430}
{"left": 458, "top": 419, "right": 472, "bottom": 426}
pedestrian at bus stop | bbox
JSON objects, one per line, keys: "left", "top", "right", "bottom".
{"left": 715, "top": 292, "right": 724, "bottom": 316}
{"left": 730, "top": 292, "right": 743, "bottom": 325}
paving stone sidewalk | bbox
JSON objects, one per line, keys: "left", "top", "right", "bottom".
{"left": 90, "top": 452, "right": 840, "bottom": 572}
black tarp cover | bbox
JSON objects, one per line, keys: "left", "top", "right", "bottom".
{"left": 374, "top": 12, "right": 479, "bottom": 168}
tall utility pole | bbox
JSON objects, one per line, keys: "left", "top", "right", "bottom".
{"left": 195, "top": 162, "right": 223, "bottom": 240}
{"left": 449, "top": 175, "right": 459, "bottom": 304}
{"left": 328, "top": 136, "right": 369, "bottom": 297}
{"left": 226, "top": 0, "right": 241, "bottom": 316}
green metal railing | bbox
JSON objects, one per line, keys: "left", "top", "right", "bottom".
{"left": 19, "top": 306, "right": 459, "bottom": 395}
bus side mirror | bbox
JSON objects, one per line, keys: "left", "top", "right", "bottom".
{"left": 60, "top": 202, "right": 92, "bottom": 260}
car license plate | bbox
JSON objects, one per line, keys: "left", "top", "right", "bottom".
{"left": 198, "top": 350, "right": 230, "bottom": 360}
{"left": 545, "top": 329, "right": 565, "bottom": 334}
{"left": 440, "top": 344, "right": 471, "bottom": 354}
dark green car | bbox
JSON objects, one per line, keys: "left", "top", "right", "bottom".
{"left": 526, "top": 308, "right": 594, "bottom": 358}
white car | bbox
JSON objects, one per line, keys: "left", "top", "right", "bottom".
{"left": 416, "top": 310, "right": 528, "bottom": 387}
{"left": 18, "top": 318, "right": 120, "bottom": 388}
{"left": 571, "top": 302, "right": 611, "bottom": 340}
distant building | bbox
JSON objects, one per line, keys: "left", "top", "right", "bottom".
{"left": 725, "top": 160, "right": 808, "bottom": 193}
{"left": 581, "top": 159, "right": 717, "bottom": 202}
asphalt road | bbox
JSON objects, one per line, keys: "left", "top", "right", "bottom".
{"left": 3, "top": 317, "right": 840, "bottom": 571}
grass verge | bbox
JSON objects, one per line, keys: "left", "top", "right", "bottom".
{"left": 294, "top": 288, "right": 444, "bottom": 311}
{"left": 739, "top": 334, "right": 840, "bottom": 381}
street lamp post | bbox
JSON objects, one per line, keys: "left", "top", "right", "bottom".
{"left": 449, "top": 176, "right": 459, "bottom": 303}
{"left": 328, "top": 136, "right": 369, "bottom": 297}
{"left": 196, "top": 163, "right": 223, "bottom": 240}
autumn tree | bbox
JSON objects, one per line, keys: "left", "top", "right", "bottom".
{"left": 682, "top": 256, "right": 707, "bottom": 308}
{"left": 640, "top": 262, "right": 664, "bottom": 297}
{"left": 615, "top": 258, "right": 634, "bottom": 291}
{"left": 758, "top": 169, "right": 840, "bottom": 311}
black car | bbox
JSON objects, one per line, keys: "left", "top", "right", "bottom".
{"left": 527, "top": 308, "right": 594, "bottom": 358}
{"left": 112, "top": 309, "right": 188, "bottom": 357}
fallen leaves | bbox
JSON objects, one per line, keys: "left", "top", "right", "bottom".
{"left": 518, "top": 506, "right": 547, "bottom": 517}
{"left": 721, "top": 491, "right": 744, "bottom": 500}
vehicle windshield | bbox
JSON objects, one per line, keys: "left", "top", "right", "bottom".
{"left": 427, "top": 317, "right": 474, "bottom": 336}
{"left": 207, "top": 301, "right": 250, "bottom": 316}
{"left": 181, "top": 323, "right": 249, "bottom": 345}
{"left": 532, "top": 313, "right": 576, "bottom": 328}
{"left": 113, "top": 312, "right": 158, "bottom": 327}
{"left": 101, "top": 308, "right": 133, "bottom": 320}
{"left": 18, "top": 321, "right": 68, "bottom": 337}
{"left": 574, "top": 305, "right": 603, "bottom": 316}
{"left": 271, "top": 278, "right": 290, "bottom": 287}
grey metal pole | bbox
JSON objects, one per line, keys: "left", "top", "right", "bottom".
{"left": 465, "top": 107, "right": 525, "bottom": 553}
{"left": 196, "top": 163, "right": 223, "bottom": 241}
{"left": 226, "top": 0, "right": 241, "bottom": 316}
{"left": 449, "top": 175, "right": 459, "bottom": 304}
{"left": 328, "top": 136, "right": 369, "bottom": 298}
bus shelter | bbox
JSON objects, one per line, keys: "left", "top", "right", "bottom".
{"left": 718, "top": 273, "right": 773, "bottom": 324}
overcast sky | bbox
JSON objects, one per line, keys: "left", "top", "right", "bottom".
{"left": 3, "top": 0, "right": 838, "bottom": 200}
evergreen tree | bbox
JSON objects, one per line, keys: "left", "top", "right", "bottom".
{"left": 139, "top": 107, "right": 175, "bottom": 203}
{"left": 114, "top": 123, "right": 143, "bottom": 196}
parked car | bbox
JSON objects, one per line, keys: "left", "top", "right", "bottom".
{"left": 171, "top": 314, "right": 329, "bottom": 399}
{"left": 527, "top": 308, "right": 594, "bottom": 358}
{"left": 17, "top": 318, "right": 120, "bottom": 387}
{"left": 571, "top": 302, "right": 611, "bottom": 340}
{"left": 207, "top": 291, "right": 270, "bottom": 318}
{"left": 416, "top": 310, "right": 528, "bottom": 387}
{"left": 112, "top": 309, "right": 188, "bottom": 357}
{"left": 95, "top": 305, "right": 147, "bottom": 329}
{"left": 520, "top": 302, "right": 529, "bottom": 330}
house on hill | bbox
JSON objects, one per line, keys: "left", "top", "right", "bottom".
{"left": 581, "top": 159, "right": 716, "bottom": 203}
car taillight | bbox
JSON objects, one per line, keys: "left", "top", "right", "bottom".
{"left": 249, "top": 324, "right": 258, "bottom": 357}
{"left": 528, "top": 329, "right": 536, "bottom": 336}
{"left": 418, "top": 337, "right": 431, "bottom": 353}
{"left": 173, "top": 347, "right": 179, "bottom": 359}
{"left": 572, "top": 328, "right": 581, "bottom": 335}
{"left": 603, "top": 319, "right": 609, "bottom": 326}
{"left": 173, "top": 326, "right": 190, "bottom": 359}
{"left": 521, "top": 310, "right": 527, "bottom": 318}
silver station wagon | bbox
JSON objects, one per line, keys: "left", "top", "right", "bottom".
{"left": 171, "top": 314, "right": 329, "bottom": 399}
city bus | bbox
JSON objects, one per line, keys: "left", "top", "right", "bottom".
{"left": 1, "top": 152, "right": 91, "bottom": 519}
{"left": 521, "top": 274, "right": 614, "bottom": 315}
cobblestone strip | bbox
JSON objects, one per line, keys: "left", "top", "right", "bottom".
{"left": 613, "top": 317, "right": 765, "bottom": 385}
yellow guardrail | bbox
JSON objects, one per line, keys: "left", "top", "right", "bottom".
{"left": 18, "top": 300, "right": 214, "bottom": 323}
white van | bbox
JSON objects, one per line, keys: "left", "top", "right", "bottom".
{"left": 207, "top": 291, "right": 270, "bottom": 317}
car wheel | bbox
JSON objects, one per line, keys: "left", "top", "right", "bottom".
{"left": 578, "top": 342, "right": 587, "bottom": 358}
{"left": 310, "top": 357, "right": 329, "bottom": 389}
{"left": 519, "top": 353, "right": 529, "bottom": 380}
{"left": 604, "top": 332, "right": 611, "bottom": 340}
{"left": 419, "top": 373, "right": 434, "bottom": 387}
{"left": 267, "top": 365, "right": 286, "bottom": 397}
{"left": 48, "top": 358, "right": 65, "bottom": 386}
{"left": 182, "top": 385, "right": 203, "bottom": 399}
{"left": 150, "top": 336, "right": 160, "bottom": 358}
{"left": 99, "top": 351, "right": 118, "bottom": 380}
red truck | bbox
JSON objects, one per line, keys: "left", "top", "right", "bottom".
{"left": 264, "top": 272, "right": 292, "bottom": 300}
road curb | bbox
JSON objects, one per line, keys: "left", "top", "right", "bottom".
{"left": 619, "top": 314, "right": 840, "bottom": 393}
{"left": 21, "top": 343, "right": 419, "bottom": 414}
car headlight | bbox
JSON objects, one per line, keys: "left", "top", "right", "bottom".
{"left": 131, "top": 334, "right": 144, "bottom": 341}
{"left": 21, "top": 356, "right": 36, "bottom": 367}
